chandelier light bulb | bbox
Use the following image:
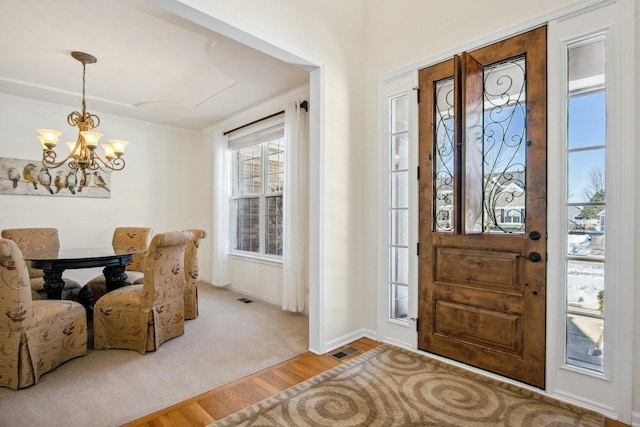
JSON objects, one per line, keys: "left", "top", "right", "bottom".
{"left": 108, "top": 139, "right": 129, "bottom": 156}
{"left": 102, "top": 143, "right": 115, "bottom": 160}
{"left": 36, "top": 129, "right": 62, "bottom": 148}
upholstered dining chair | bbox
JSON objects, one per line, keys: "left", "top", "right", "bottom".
{"left": 184, "top": 229, "right": 207, "bottom": 320}
{"left": 83, "top": 227, "right": 153, "bottom": 302}
{"left": 1, "top": 228, "right": 82, "bottom": 301}
{"left": 0, "top": 238, "right": 87, "bottom": 390}
{"left": 93, "top": 230, "right": 194, "bottom": 354}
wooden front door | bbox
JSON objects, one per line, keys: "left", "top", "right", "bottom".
{"left": 417, "top": 27, "right": 547, "bottom": 388}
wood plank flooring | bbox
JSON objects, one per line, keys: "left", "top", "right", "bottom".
{"left": 123, "top": 337, "right": 628, "bottom": 427}
{"left": 123, "top": 338, "right": 380, "bottom": 427}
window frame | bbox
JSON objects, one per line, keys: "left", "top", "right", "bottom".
{"left": 229, "top": 124, "right": 285, "bottom": 262}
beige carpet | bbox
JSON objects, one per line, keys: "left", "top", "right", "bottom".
{"left": 0, "top": 283, "right": 309, "bottom": 427}
{"left": 211, "top": 344, "right": 604, "bottom": 427}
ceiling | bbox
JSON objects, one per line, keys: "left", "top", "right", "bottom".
{"left": 0, "top": 0, "right": 309, "bottom": 131}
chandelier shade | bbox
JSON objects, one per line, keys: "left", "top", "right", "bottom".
{"left": 37, "top": 51, "right": 128, "bottom": 182}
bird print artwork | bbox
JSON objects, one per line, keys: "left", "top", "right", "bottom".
{"left": 37, "top": 168, "right": 54, "bottom": 194}
{"left": 54, "top": 170, "right": 67, "bottom": 193}
{"left": 7, "top": 167, "right": 20, "bottom": 188}
{"left": 66, "top": 170, "right": 78, "bottom": 195}
{"left": 0, "top": 158, "right": 110, "bottom": 198}
{"left": 78, "top": 170, "right": 92, "bottom": 192}
{"left": 23, "top": 163, "right": 38, "bottom": 190}
{"left": 94, "top": 172, "right": 110, "bottom": 192}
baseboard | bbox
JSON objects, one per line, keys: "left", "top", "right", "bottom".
{"left": 323, "top": 328, "right": 377, "bottom": 354}
{"left": 382, "top": 337, "right": 414, "bottom": 351}
{"left": 632, "top": 410, "right": 640, "bottom": 426}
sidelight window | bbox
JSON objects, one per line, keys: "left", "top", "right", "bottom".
{"left": 389, "top": 94, "right": 409, "bottom": 321}
{"left": 564, "top": 35, "right": 606, "bottom": 372}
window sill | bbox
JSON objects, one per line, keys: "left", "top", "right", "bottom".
{"left": 229, "top": 252, "right": 283, "bottom": 267}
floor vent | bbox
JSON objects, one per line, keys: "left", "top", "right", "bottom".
{"left": 237, "top": 298, "right": 253, "bottom": 303}
{"left": 330, "top": 346, "right": 360, "bottom": 360}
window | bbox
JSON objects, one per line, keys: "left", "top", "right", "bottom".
{"left": 565, "top": 35, "right": 606, "bottom": 372}
{"left": 230, "top": 125, "right": 285, "bottom": 259}
{"left": 388, "top": 94, "right": 409, "bottom": 322}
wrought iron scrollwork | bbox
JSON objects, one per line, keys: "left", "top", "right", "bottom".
{"left": 482, "top": 57, "right": 527, "bottom": 233}
{"left": 433, "top": 78, "right": 455, "bottom": 232}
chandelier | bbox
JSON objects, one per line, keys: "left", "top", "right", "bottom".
{"left": 36, "top": 51, "right": 128, "bottom": 180}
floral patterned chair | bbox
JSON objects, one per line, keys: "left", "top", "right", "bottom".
{"left": 0, "top": 238, "right": 87, "bottom": 390}
{"left": 1, "top": 228, "right": 82, "bottom": 301}
{"left": 184, "top": 229, "right": 207, "bottom": 320}
{"left": 83, "top": 227, "right": 153, "bottom": 302}
{"left": 93, "top": 230, "right": 194, "bottom": 354}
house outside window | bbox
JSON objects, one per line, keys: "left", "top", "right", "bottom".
{"left": 230, "top": 124, "right": 285, "bottom": 259}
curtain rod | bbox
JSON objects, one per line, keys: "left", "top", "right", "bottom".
{"left": 223, "top": 100, "right": 308, "bottom": 136}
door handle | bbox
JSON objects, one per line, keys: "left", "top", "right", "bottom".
{"left": 518, "top": 252, "right": 542, "bottom": 262}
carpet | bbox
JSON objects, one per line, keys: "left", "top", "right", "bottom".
{"left": 0, "top": 283, "right": 309, "bottom": 427}
{"left": 210, "top": 344, "right": 604, "bottom": 427}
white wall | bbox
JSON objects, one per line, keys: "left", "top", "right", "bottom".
{"left": 0, "top": 93, "right": 213, "bottom": 284}
{"left": 174, "top": 0, "right": 369, "bottom": 350}
{"left": 172, "top": 0, "right": 640, "bottom": 420}
{"left": 634, "top": 1, "right": 640, "bottom": 422}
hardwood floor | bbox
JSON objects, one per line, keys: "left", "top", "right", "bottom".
{"left": 123, "top": 337, "right": 628, "bottom": 427}
{"left": 123, "top": 338, "right": 380, "bottom": 427}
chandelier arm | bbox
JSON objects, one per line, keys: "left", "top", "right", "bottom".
{"left": 42, "top": 150, "right": 79, "bottom": 170}
{"left": 91, "top": 152, "right": 126, "bottom": 172}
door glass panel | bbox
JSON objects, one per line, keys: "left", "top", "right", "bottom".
{"left": 433, "top": 78, "right": 455, "bottom": 232}
{"left": 482, "top": 57, "right": 527, "bottom": 234}
{"left": 565, "top": 35, "right": 606, "bottom": 373}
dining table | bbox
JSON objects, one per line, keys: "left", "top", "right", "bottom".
{"left": 25, "top": 247, "right": 143, "bottom": 312}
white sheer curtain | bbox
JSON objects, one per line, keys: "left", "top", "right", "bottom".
{"left": 282, "top": 101, "right": 308, "bottom": 312}
{"left": 211, "top": 129, "right": 230, "bottom": 287}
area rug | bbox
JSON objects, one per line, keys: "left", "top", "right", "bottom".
{"left": 210, "top": 344, "right": 604, "bottom": 427}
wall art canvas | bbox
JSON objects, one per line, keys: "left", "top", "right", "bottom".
{"left": 0, "top": 157, "right": 111, "bottom": 198}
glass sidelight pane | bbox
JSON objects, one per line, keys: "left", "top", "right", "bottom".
{"left": 482, "top": 57, "right": 527, "bottom": 234}
{"left": 390, "top": 246, "right": 409, "bottom": 284}
{"left": 392, "top": 134, "right": 409, "bottom": 170}
{"left": 433, "top": 78, "right": 455, "bottom": 232}
{"left": 566, "top": 314, "right": 604, "bottom": 372}
{"left": 390, "top": 208, "right": 409, "bottom": 246}
{"left": 565, "top": 34, "right": 606, "bottom": 373}
{"left": 390, "top": 283, "right": 409, "bottom": 320}
{"left": 391, "top": 170, "right": 409, "bottom": 208}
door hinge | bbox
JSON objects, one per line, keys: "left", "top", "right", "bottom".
{"left": 410, "top": 317, "right": 419, "bottom": 330}
{"left": 417, "top": 166, "right": 420, "bottom": 180}
{"left": 413, "top": 86, "right": 420, "bottom": 103}
{"left": 417, "top": 242, "right": 420, "bottom": 256}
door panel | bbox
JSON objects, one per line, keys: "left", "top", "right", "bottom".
{"left": 418, "top": 27, "right": 547, "bottom": 388}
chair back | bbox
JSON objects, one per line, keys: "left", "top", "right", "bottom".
{"left": 142, "top": 231, "right": 194, "bottom": 302}
{"left": 184, "top": 229, "right": 206, "bottom": 319}
{"left": 1, "top": 228, "right": 60, "bottom": 280}
{"left": 0, "top": 239, "right": 36, "bottom": 332}
{"left": 185, "top": 229, "right": 206, "bottom": 286}
{"left": 112, "top": 227, "right": 153, "bottom": 272}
